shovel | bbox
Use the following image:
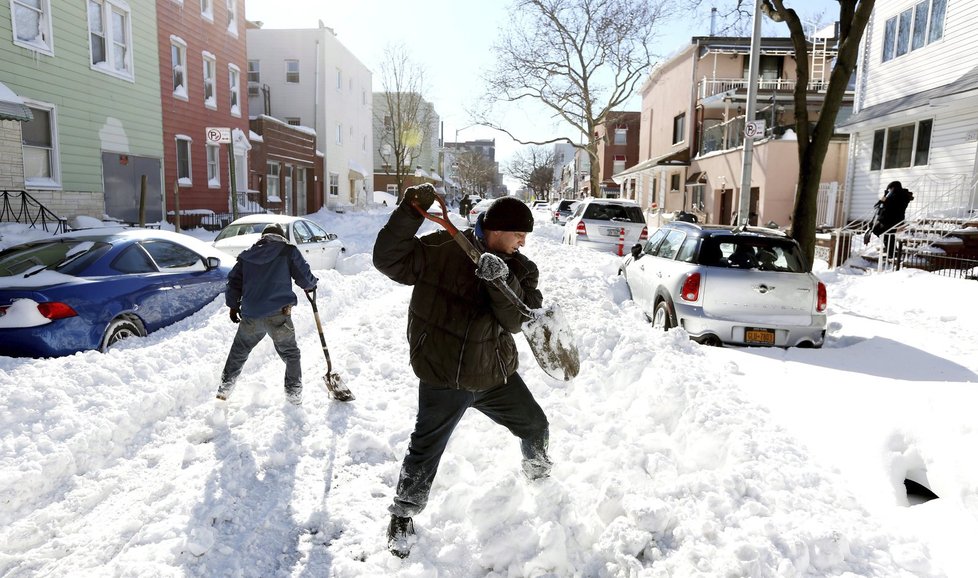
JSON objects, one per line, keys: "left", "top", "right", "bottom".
{"left": 304, "top": 288, "right": 355, "bottom": 401}
{"left": 410, "top": 197, "right": 580, "bottom": 381}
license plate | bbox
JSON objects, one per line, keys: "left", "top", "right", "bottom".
{"left": 604, "top": 228, "right": 623, "bottom": 236}
{"left": 745, "top": 327, "right": 776, "bottom": 345}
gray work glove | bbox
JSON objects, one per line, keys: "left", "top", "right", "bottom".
{"left": 475, "top": 253, "right": 509, "bottom": 282}
{"left": 403, "top": 183, "right": 437, "bottom": 211}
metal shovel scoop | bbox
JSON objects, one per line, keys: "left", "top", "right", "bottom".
{"left": 411, "top": 198, "right": 580, "bottom": 381}
{"left": 305, "top": 289, "right": 355, "bottom": 401}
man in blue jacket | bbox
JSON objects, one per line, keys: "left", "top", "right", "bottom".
{"left": 218, "top": 223, "right": 318, "bottom": 405}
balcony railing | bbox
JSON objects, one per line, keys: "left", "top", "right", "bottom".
{"left": 697, "top": 77, "right": 828, "bottom": 100}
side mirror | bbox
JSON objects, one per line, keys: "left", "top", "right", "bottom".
{"left": 327, "top": 233, "right": 338, "bottom": 241}
{"left": 205, "top": 256, "right": 221, "bottom": 270}
{"left": 630, "top": 243, "right": 643, "bottom": 259}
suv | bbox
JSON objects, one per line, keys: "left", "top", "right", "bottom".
{"left": 551, "top": 199, "right": 578, "bottom": 224}
{"left": 561, "top": 198, "right": 648, "bottom": 254}
{"left": 618, "top": 221, "right": 826, "bottom": 348}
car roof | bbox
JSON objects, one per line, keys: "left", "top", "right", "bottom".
{"left": 11, "top": 227, "right": 230, "bottom": 259}
{"left": 580, "top": 198, "right": 639, "bottom": 206}
{"left": 662, "top": 221, "right": 789, "bottom": 239}
{"left": 227, "top": 214, "right": 303, "bottom": 225}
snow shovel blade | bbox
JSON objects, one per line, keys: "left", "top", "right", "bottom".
{"left": 325, "top": 372, "right": 355, "bottom": 402}
{"left": 522, "top": 303, "right": 580, "bottom": 381}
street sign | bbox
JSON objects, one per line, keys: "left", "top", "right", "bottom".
{"left": 744, "top": 120, "right": 766, "bottom": 139}
{"left": 205, "top": 127, "right": 232, "bottom": 144}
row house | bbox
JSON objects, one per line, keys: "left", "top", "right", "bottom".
{"left": 0, "top": 0, "right": 163, "bottom": 222}
{"left": 247, "top": 22, "right": 373, "bottom": 211}
{"left": 616, "top": 32, "right": 852, "bottom": 228}
{"left": 839, "top": 0, "right": 976, "bottom": 222}
{"left": 158, "top": 0, "right": 249, "bottom": 228}
{"left": 594, "top": 111, "right": 640, "bottom": 198}
{"left": 372, "top": 93, "right": 441, "bottom": 197}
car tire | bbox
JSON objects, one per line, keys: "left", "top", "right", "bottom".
{"left": 100, "top": 316, "right": 146, "bottom": 352}
{"left": 652, "top": 300, "right": 676, "bottom": 331}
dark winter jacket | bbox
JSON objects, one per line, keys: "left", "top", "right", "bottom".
{"left": 226, "top": 234, "right": 318, "bottom": 319}
{"left": 879, "top": 186, "right": 914, "bottom": 230}
{"left": 373, "top": 204, "right": 543, "bottom": 391}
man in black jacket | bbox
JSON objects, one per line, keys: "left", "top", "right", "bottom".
{"left": 373, "top": 185, "right": 552, "bottom": 558}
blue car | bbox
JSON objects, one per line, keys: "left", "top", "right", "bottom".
{"left": 0, "top": 228, "right": 232, "bottom": 357}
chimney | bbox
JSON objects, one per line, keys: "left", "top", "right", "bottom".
{"left": 710, "top": 8, "right": 717, "bottom": 36}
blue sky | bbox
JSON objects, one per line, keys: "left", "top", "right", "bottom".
{"left": 244, "top": 0, "right": 842, "bottom": 189}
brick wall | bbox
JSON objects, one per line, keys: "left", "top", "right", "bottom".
{"left": 25, "top": 189, "right": 105, "bottom": 220}
{"left": 0, "top": 120, "right": 25, "bottom": 190}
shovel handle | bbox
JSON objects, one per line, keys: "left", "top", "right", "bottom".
{"left": 410, "top": 200, "right": 533, "bottom": 319}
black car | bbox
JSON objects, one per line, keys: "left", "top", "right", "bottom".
{"left": 551, "top": 199, "right": 578, "bottom": 224}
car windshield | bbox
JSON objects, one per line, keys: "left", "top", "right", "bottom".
{"left": 698, "top": 237, "right": 805, "bottom": 272}
{"left": 582, "top": 203, "right": 644, "bottom": 223}
{"left": 215, "top": 222, "right": 290, "bottom": 241}
{"left": 0, "top": 240, "right": 111, "bottom": 277}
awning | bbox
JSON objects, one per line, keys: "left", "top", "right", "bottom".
{"left": 348, "top": 159, "right": 368, "bottom": 179}
{"left": 685, "top": 171, "right": 707, "bottom": 186}
{"left": 0, "top": 82, "right": 32, "bottom": 122}
{"left": 612, "top": 148, "right": 690, "bottom": 184}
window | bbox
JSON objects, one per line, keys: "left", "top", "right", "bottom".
{"left": 613, "top": 126, "right": 627, "bottom": 145}
{"left": 612, "top": 155, "right": 626, "bottom": 176}
{"left": 362, "top": 134, "right": 367, "bottom": 152}
{"left": 283, "top": 164, "right": 293, "bottom": 214}
{"left": 200, "top": 0, "right": 213, "bottom": 21}
{"left": 22, "top": 103, "right": 59, "bottom": 188}
{"left": 176, "top": 136, "right": 192, "bottom": 184}
{"left": 226, "top": 0, "right": 238, "bottom": 35}
{"left": 11, "top": 0, "right": 53, "bottom": 55}
{"left": 336, "top": 68, "right": 342, "bottom": 90}
{"left": 336, "top": 123, "right": 343, "bottom": 145}
{"left": 247, "top": 60, "right": 260, "bottom": 97}
{"left": 88, "top": 0, "right": 133, "bottom": 78}
{"left": 142, "top": 241, "right": 205, "bottom": 271}
{"left": 870, "top": 119, "right": 933, "bottom": 170}
{"left": 670, "top": 173, "right": 681, "bottom": 192}
{"left": 672, "top": 113, "right": 685, "bottom": 145}
{"left": 386, "top": 184, "right": 397, "bottom": 195}
{"left": 882, "top": 0, "right": 946, "bottom": 63}
{"left": 285, "top": 59, "right": 299, "bottom": 83}
{"left": 285, "top": 117, "right": 301, "bottom": 126}
{"left": 203, "top": 53, "right": 216, "bottom": 108}
{"left": 228, "top": 64, "right": 241, "bottom": 116}
{"left": 171, "top": 38, "right": 187, "bottom": 98}
{"left": 329, "top": 173, "right": 339, "bottom": 196}
{"left": 266, "top": 162, "right": 280, "bottom": 200}
{"left": 206, "top": 144, "right": 220, "bottom": 187}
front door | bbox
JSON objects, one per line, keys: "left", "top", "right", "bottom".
{"left": 102, "top": 153, "right": 163, "bottom": 223}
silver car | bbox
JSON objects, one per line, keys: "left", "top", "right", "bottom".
{"left": 619, "top": 222, "right": 826, "bottom": 348}
{"left": 562, "top": 198, "right": 648, "bottom": 254}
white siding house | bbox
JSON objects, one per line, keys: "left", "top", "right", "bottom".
{"left": 840, "top": 0, "right": 978, "bottom": 222}
{"left": 247, "top": 24, "right": 373, "bottom": 210}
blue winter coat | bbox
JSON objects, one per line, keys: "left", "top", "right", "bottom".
{"left": 226, "top": 234, "right": 318, "bottom": 319}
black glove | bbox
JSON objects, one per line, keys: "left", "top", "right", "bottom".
{"left": 475, "top": 253, "right": 509, "bottom": 282}
{"left": 229, "top": 307, "right": 240, "bottom": 323}
{"left": 403, "top": 183, "right": 437, "bottom": 211}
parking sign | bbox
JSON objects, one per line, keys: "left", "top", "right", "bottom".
{"left": 744, "top": 120, "right": 766, "bottom": 139}
{"left": 205, "top": 127, "right": 232, "bottom": 144}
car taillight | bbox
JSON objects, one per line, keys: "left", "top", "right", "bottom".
{"left": 680, "top": 273, "right": 701, "bottom": 302}
{"left": 639, "top": 226, "right": 648, "bottom": 240}
{"left": 575, "top": 221, "right": 586, "bottom": 236}
{"left": 37, "top": 302, "right": 78, "bottom": 320}
{"left": 816, "top": 281, "right": 827, "bottom": 312}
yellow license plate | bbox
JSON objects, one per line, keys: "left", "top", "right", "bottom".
{"left": 745, "top": 328, "right": 776, "bottom": 345}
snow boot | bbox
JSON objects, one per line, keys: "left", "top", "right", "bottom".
{"left": 216, "top": 382, "right": 235, "bottom": 401}
{"left": 387, "top": 515, "right": 415, "bottom": 558}
{"left": 285, "top": 387, "right": 302, "bottom": 406}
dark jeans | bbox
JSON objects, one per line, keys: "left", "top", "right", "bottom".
{"left": 389, "top": 372, "right": 551, "bottom": 518}
{"left": 220, "top": 313, "right": 302, "bottom": 394}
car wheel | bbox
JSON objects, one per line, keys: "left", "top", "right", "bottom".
{"left": 100, "top": 316, "right": 146, "bottom": 352}
{"left": 652, "top": 300, "right": 676, "bottom": 331}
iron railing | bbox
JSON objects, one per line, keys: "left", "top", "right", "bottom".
{"left": 0, "top": 190, "right": 69, "bottom": 234}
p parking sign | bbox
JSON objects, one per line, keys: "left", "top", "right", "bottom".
{"left": 205, "top": 127, "right": 232, "bottom": 144}
{"left": 744, "top": 120, "right": 766, "bottom": 139}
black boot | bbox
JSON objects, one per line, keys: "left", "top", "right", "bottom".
{"left": 386, "top": 515, "right": 415, "bottom": 558}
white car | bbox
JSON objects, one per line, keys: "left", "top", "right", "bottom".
{"left": 562, "top": 198, "right": 648, "bottom": 253}
{"left": 213, "top": 214, "right": 344, "bottom": 270}
{"left": 531, "top": 200, "right": 550, "bottom": 212}
{"left": 467, "top": 198, "right": 496, "bottom": 226}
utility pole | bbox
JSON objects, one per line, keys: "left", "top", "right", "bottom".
{"left": 736, "top": 0, "right": 763, "bottom": 226}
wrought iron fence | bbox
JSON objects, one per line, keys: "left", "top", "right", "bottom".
{"left": 0, "top": 190, "right": 69, "bottom": 234}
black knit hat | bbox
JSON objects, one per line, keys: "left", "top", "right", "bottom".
{"left": 482, "top": 197, "right": 534, "bottom": 232}
{"left": 262, "top": 223, "right": 286, "bottom": 237}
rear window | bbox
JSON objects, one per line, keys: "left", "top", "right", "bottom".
{"left": 0, "top": 240, "right": 110, "bottom": 276}
{"left": 557, "top": 200, "right": 576, "bottom": 210}
{"left": 582, "top": 203, "right": 645, "bottom": 223}
{"left": 216, "top": 222, "right": 291, "bottom": 242}
{"left": 697, "top": 237, "right": 805, "bottom": 272}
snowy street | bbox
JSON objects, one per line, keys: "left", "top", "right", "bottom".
{"left": 1, "top": 206, "right": 977, "bottom": 577}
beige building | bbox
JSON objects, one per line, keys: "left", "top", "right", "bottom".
{"left": 616, "top": 32, "right": 851, "bottom": 229}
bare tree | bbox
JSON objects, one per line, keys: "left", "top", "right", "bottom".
{"left": 454, "top": 150, "right": 497, "bottom": 197}
{"left": 763, "top": 0, "right": 875, "bottom": 269}
{"left": 479, "top": 0, "right": 669, "bottom": 196}
{"left": 375, "top": 45, "right": 436, "bottom": 203}
{"left": 508, "top": 146, "right": 555, "bottom": 200}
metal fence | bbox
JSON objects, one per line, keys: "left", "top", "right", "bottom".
{"left": 893, "top": 246, "right": 978, "bottom": 280}
{"left": 0, "top": 190, "right": 69, "bottom": 234}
